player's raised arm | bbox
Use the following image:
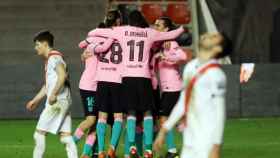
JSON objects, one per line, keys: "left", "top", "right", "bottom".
{"left": 92, "top": 38, "right": 114, "bottom": 54}
{"left": 26, "top": 85, "right": 46, "bottom": 111}
{"left": 88, "top": 28, "right": 117, "bottom": 40}
{"left": 78, "top": 37, "right": 95, "bottom": 49}
{"left": 49, "top": 62, "right": 67, "bottom": 105}
{"left": 152, "top": 26, "right": 184, "bottom": 42}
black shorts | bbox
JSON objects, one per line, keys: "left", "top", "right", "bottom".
{"left": 122, "top": 77, "right": 154, "bottom": 113}
{"left": 96, "top": 81, "right": 123, "bottom": 113}
{"left": 80, "top": 89, "right": 98, "bottom": 117}
{"left": 107, "top": 113, "right": 114, "bottom": 126}
{"left": 152, "top": 87, "right": 161, "bottom": 117}
{"left": 159, "top": 91, "right": 180, "bottom": 116}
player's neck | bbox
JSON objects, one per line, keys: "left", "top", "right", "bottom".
{"left": 43, "top": 48, "right": 54, "bottom": 59}
{"left": 197, "top": 50, "right": 214, "bottom": 63}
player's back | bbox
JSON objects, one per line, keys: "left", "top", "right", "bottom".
{"left": 96, "top": 40, "right": 123, "bottom": 83}
{"left": 88, "top": 25, "right": 184, "bottom": 78}
{"left": 114, "top": 26, "right": 159, "bottom": 78}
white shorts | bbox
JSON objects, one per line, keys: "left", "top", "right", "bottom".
{"left": 36, "top": 100, "right": 72, "bottom": 135}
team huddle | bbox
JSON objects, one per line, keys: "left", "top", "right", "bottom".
{"left": 26, "top": 9, "right": 228, "bottom": 158}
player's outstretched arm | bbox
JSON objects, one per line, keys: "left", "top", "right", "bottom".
{"left": 78, "top": 37, "right": 95, "bottom": 49}
{"left": 92, "top": 38, "right": 114, "bottom": 54}
{"left": 26, "top": 85, "right": 46, "bottom": 111}
{"left": 49, "top": 63, "right": 67, "bottom": 105}
{"left": 88, "top": 28, "right": 116, "bottom": 40}
{"left": 152, "top": 26, "right": 184, "bottom": 42}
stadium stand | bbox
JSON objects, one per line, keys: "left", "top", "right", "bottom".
{"left": 166, "top": 3, "right": 191, "bottom": 24}
{"left": 141, "top": 4, "right": 164, "bottom": 23}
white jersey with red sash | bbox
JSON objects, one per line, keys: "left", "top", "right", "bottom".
{"left": 163, "top": 59, "right": 226, "bottom": 158}
{"left": 45, "top": 50, "right": 71, "bottom": 105}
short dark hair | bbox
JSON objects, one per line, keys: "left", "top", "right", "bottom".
{"left": 98, "top": 22, "right": 106, "bottom": 28}
{"left": 128, "top": 10, "right": 149, "bottom": 28}
{"left": 216, "top": 32, "right": 232, "bottom": 59}
{"left": 105, "top": 10, "right": 122, "bottom": 27}
{"left": 33, "top": 30, "right": 54, "bottom": 47}
{"left": 158, "top": 17, "right": 177, "bottom": 31}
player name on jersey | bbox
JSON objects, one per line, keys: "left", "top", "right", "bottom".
{"left": 125, "top": 31, "right": 148, "bottom": 38}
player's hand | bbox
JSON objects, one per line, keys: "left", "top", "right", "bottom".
{"left": 48, "top": 94, "right": 57, "bottom": 105}
{"left": 160, "top": 53, "right": 167, "bottom": 60}
{"left": 81, "top": 51, "right": 92, "bottom": 61}
{"left": 153, "top": 129, "right": 167, "bottom": 152}
{"left": 155, "top": 53, "right": 166, "bottom": 60}
{"left": 240, "top": 63, "right": 255, "bottom": 83}
{"left": 26, "top": 100, "right": 38, "bottom": 112}
{"left": 163, "top": 41, "right": 171, "bottom": 50}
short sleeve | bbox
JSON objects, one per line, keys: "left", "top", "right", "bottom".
{"left": 48, "top": 56, "right": 65, "bottom": 70}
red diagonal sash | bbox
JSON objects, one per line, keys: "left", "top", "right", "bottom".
{"left": 182, "top": 63, "right": 221, "bottom": 126}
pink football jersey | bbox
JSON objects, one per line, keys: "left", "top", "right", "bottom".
{"left": 78, "top": 36, "right": 107, "bottom": 91}
{"left": 157, "top": 41, "right": 187, "bottom": 92}
{"left": 94, "top": 39, "right": 123, "bottom": 83}
{"left": 88, "top": 26, "right": 184, "bottom": 78}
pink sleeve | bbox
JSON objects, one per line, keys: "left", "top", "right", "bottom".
{"left": 94, "top": 38, "right": 114, "bottom": 53}
{"left": 78, "top": 37, "right": 96, "bottom": 49}
{"left": 85, "top": 43, "right": 97, "bottom": 54}
{"left": 151, "top": 26, "right": 184, "bottom": 42}
{"left": 88, "top": 28, "right": 118, "bottom": 40}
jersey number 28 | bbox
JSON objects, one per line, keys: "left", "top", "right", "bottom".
{"left": 98, "top": 43, "right": 122, "bottom": 64}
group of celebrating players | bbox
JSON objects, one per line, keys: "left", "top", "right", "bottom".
{"left": 26, "top": 8, "right": 229, "bottom": 158}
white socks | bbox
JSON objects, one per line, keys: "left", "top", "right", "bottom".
{"left": 33, "top": 132, "right": 78, "bottom": 158}
{"left": 60, "top": 136, "right": 78, "bottom": 158}
{"left": 33, "top": 132, "right": 46, "bottom": 158}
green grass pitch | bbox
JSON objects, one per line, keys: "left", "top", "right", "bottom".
{"left": 0, "top": 118, "right": 279, "bottom": 158}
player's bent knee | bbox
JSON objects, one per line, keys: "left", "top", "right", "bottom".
{"left": 35, "top": 129, "right": 47, "bottom": 135}
{"left": 114, "top": 113, "right": 123, "bottom": 121}
{"left": 98, "top": 117, "right": 107, "bottom": 123}
{"left": 60, "top": 132, "right": 72, "bottom": 137}
{"left": 34, "top": 132, "right": 44, "bottom": 141}
{"left": 85, "top": 116, "right": 96, "bottom": 125}
{"left": 60, "top": 133, "right": 74, "bottom": 144}
{"left": 98, "top": 112, "right": 108, "bottom": 119}
{"left": 159, "top": 117, "right": 167, "bottom": 127}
